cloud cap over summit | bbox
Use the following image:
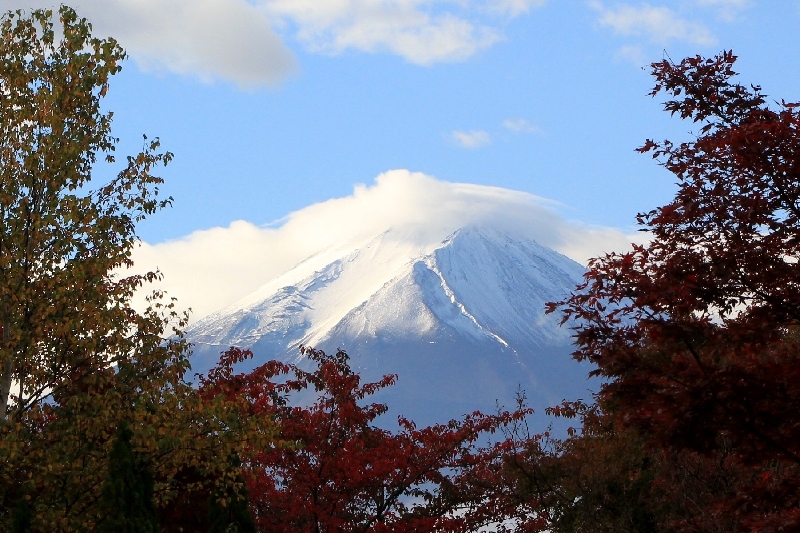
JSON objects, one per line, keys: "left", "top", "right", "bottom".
{"left": 132, "top": 170, "right": 635, "bottom": 322}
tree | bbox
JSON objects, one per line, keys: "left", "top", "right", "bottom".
{"left": 200, "top": 346, "right": 531, "bottom": 532}
{"left": 0, "top": 8, "right": 272, "bottom": 530}
{"left": 0, "top": 5, "right": 174, "bottom": 419}
{"left": 549, "top": 51, "right": 800, "bottom": 529}
{"left": 98, "top": 423, "right": 159, "bottom": 533}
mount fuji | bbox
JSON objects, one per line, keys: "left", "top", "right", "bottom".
{"left": 185, "top": 221, "right": 593, "bottom": 426}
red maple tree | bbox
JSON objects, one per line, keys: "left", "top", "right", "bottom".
{"left": 551, "top": 51, "right": 800, "bottom": 529}
{"left": 200, "top": 346, "right": 532, "bottom": 533}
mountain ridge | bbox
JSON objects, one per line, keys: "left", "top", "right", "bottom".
{"left": 186, "top": 223, "right": 592, "bottom": 425}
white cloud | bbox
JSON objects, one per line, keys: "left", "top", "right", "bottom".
{"left": 131, "top": 170, "right": 638, "bottom": 322}
{"left": 451, "top": 130, "right": 491, "bottom": 148}
{"left": 614, "top": 44, "right": 648, "bottom": 65}
{"left": 263, "top": 0, "right": 503, "bottom": 65}
{"left": 1, "top": 0, "right": 296, "bottom": 88}
{"left": 503, "top": 118, "right": 543, "bottom": 134}
{"left": 0, "top": 0, "right": 549, "bottom": 81}
{"left": 595, "top": 3, "right": 716, "bottom": 45}
{"left": 696, "top": 0, "right": 749, "bottom": 21}
{"left": 488, "top": 0, "right": 548, "bottom": 17}
{"left": 696, "top": 0, "right": 748, "bottom": 5}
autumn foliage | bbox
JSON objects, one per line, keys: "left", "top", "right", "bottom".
{"left": 3, "top": 4, "right": 799, "bottom": 532}
{"left": 200, "top": 346, "right": 533, "bottom": 533}
{"left": 543, "top": 51, "right": 800, "bottom": 530}
{"left": 0, "top": 8, "right": 270, "bottom": 531}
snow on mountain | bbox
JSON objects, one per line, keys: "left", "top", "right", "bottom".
{"left": 186, "top": 223, "right": 593, "bottom": 426}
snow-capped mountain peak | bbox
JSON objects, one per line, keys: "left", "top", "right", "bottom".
{"left": 186, "top": 223, "right": 591, "bottom": 425}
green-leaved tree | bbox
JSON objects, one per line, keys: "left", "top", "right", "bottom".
{"left": 0, "top": 7, "right": 274, "bottom": 531}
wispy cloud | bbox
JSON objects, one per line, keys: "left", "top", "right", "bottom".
{"left": 263, "top": 0, "right": 506, "bottom": 65}
{"left": 696, "top": 0, "right": 750, "bottom": 21}
{"left": 451, "top": 130, "right": 492, "bottom": 148}
{"left": 696, "top": 0, "right": 749, "bottom": 6}
{"left": 594, "top": 3, "right": 716, "bottom": 45}
{"left": 614, "top": 44, "right": 648, "bottom": 65}
{"left": 131, "top": 170, "right": 637, "bottom": 322}
{"left": 503, "top": 118, "right": 543, "bottom": 134}
{"left": 487, "top": 0, "right": 549, "bottom": 17}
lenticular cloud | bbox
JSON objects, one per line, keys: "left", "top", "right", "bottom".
{"left": 131, "top": 170, "right": 635, "bottom": 322}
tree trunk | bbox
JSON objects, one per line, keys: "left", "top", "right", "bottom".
{"left": 0, "top": 313, "right": 12, "bottom": 420}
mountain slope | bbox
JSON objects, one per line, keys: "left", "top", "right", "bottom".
{"left": 186, "top": 225, "right": 592, "bottom": 425}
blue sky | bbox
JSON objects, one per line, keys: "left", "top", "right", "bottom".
{"left": 5, "top": 0, "right": 791, "bottom": 240}
{"left": 4, "top": 0, "right": 799, "bottom": 318}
